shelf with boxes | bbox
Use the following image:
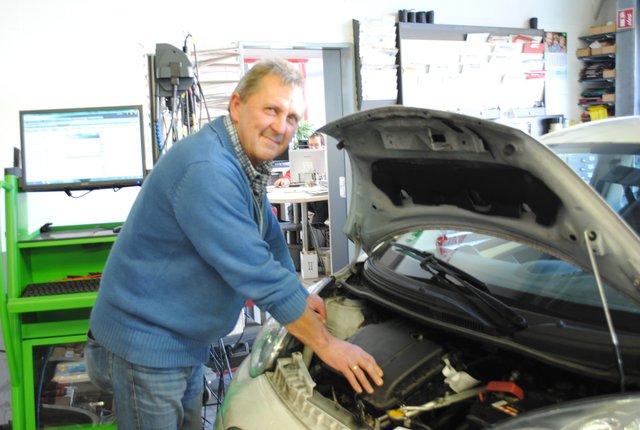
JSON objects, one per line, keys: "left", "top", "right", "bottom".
{"left": 576, "top": 23, "right": 616, "bottom": 122}
{"left": 28, "top": 339, "right": 115, "bottom": 428}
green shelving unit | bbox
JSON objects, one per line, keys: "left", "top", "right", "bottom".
{"left": 1, "top": 169, "right": 119, "bottom": 429}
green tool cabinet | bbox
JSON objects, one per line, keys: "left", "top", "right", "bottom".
{"left": 1, "top": 169, "right": 118, "bottom": 429}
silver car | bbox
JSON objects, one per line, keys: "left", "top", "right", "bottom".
{"left": 216, "top": 108, "right": 640, "bottom": 430}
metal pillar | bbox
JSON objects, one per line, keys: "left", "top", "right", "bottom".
{"left": 616, "top": 0, "right": 640, "bottom": 115}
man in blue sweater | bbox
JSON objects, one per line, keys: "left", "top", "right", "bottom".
{"left": 86, "top": 59, "right": 383, "bottom": 429}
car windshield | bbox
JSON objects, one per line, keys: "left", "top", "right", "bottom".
{"left": 380, "top": 229, "right": 640, "bottom": 332}
{"left": 549, "top": 143, "right": 640, "bottom": 234}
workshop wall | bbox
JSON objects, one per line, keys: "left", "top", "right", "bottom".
{"left": 0, "top": 0, "right": 615, "bottom": 233}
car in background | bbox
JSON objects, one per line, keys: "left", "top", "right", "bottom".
{"left": 216, "top": 109, "right": 640, "bottom": 430}
{"left": 539, "top": 116, "right": 640, "bottom": 235}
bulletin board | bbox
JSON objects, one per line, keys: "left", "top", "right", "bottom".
{"left": 398, "top": 23, "right": 546, "bottom": 120}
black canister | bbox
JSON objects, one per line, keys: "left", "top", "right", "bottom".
{"left": 426, "top": 10, "right": 434, "bottom": 24}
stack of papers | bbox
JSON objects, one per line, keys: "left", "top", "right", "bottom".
{"left": 305, "top": 186, "right": 328, "bottom": 195}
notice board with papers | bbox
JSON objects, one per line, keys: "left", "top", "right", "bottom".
{"left": 398, "top": 23, "right": 546, "bottom": 120}
{"left": 353, "top": 18, "right": 400, "bottom": 110}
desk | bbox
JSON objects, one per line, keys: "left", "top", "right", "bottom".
{"left": 268, "top": 186, "right": 328, "bottom": 252}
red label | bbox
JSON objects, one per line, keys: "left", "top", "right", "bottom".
{"left": 618, "top": 8, "right": 635, "bottom": 30}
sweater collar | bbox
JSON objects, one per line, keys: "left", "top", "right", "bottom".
{"left": 223, "top": 115, "right": 272, "bottom": 200}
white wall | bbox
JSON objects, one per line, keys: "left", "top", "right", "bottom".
{"left": 0, "top": 0, "right": 616, "bottom": 232}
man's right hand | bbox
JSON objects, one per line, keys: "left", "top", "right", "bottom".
{"left": 314, "top": 336, "right": 384, "bottom": 394}
{"left": 286, "top": 304, "right": 384, "bottom": 394}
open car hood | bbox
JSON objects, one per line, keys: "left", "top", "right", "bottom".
{"left": 319, "top": 106, "right": 640, "bottom": 302}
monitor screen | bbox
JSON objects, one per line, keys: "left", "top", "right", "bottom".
{"left": 274, "top": 147, "right": 289, "bottom": 162}
{"left": 289, "top": 148, "right": 326, "bottom": 184}
{"left": 19, "top": 105, "right": 146, "bottom": 192}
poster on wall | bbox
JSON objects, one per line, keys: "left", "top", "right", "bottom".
{"left": 544, "top": 31, "right": 569, "bottom": 116}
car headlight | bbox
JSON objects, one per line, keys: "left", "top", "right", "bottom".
{"left": 248, "top": 317, "right": 289, "bottom": 377}
{"left": 249, "top": 277, "right": 334, "bottom": 377}
{"left": 490, "top": 393, "right": 640, "bottom": 430}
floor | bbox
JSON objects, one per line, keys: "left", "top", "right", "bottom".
{"left": 0, "top": 274, "right": 322, "bottom": 429}
{"left": 0, "top": 349, "right": 10, "bottom": 427}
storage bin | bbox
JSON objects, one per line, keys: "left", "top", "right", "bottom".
{"left": 587, "top": 105, "right": 608, "bottom": 121}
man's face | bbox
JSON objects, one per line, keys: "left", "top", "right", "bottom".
{"left": 545, "top": 32, "right": 554, "bottom": 46}
{"left": 229, "top": 73, "right": 305, "bottom": 166}
{"left": 308, "top": 135, "right": 323, "bottom": 150}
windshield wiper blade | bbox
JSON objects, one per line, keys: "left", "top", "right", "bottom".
{"left": 393, "top": 243, "right": 492, "bottom": 293}
{"left": 419, "top": 253, "right": 528, "bottom": 332}
{"left": 392, "top": 242, "right": 433, "bottom": 259}
{"left": 391, "top": 242, "right": 528, "bottom": 331}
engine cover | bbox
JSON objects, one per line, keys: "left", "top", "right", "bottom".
{"left": 347, "top": 318, "right": 444, "bottom": 410}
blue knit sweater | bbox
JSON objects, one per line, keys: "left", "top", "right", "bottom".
{"left": 89, "top": 117, "right": 308, "bottom": 367}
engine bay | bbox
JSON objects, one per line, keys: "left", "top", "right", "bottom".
{"left": 285, "top": 282, "right": 623, "bottom": 430}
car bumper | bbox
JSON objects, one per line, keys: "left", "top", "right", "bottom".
{"left": 215, "top": 357, "right": 308, "bottom": 430}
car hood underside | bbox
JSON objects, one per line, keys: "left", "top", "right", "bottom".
{"left": 319, "top": 106, "right": 640, "bottom": 303}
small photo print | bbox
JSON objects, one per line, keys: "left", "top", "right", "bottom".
{"left": 544, "top": 32, "right": 567, "bottom": 53}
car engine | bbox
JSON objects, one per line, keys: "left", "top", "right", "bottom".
{"left": 289, "top": 289, "right": 622, "bottom": 430}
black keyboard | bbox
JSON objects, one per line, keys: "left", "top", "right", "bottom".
{"left": 273, "top": 160, "right": 289, "bottom": 168}
{"left": 21, "top": 277, "right": 101, "bottom": 297}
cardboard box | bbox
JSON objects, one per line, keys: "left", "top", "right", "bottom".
{"left": 589, "top": 23, "right": 616, "bottom": 35}
{"left": 576, "top": 47, "right": 591, "bottom": 57}
{"left": 603, "top": 93, "right": 616, "bottom": 103}
{"left": 590, "top": 47, "right": 603, "bottom": 55}
{"left": 300, "top": 250, "right": 318, "bottom": 279}
{"left": 601, "top": 44, "right": 616, "bottom": 54}
{"left": 603, "top": 69, "right": 616, "bottom": 79}
{"left": 589, "top": 25, "right": 604, "bottom": 35}
{"left": 50, "top": 345, "right": 84, "bottom": 361}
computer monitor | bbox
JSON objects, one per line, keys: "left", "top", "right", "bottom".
{"left": 274, "top": 147, "right": 289, "bottom": 162}
{"left": 19, "top": 105, "right": 147, "bottom": 192}
{"left": 288, "top": 148, "right": 326, "bottom": 184}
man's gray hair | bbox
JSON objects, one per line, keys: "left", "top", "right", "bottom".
{"left": 232, "top": 58, "right": 305, "bottom": 105}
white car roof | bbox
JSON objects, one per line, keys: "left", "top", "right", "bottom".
{"left": 539, "top": 116, "right": 640, "bottom": 145}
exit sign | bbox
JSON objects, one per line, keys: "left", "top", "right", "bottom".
{"left": 618, "top": 8, "right": 635, "bottom": 30}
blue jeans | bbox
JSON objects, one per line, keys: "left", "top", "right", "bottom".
{"left": 85, "top": 333, "right": 204, "bottom": 430}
